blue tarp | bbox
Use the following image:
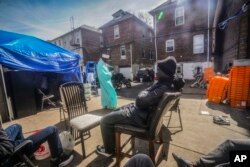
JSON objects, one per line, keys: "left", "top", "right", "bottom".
{"left": 0, "top": 30, "right": 82, "bottom": 75}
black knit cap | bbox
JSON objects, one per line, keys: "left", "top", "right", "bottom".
{"left": 157, "top": 56, "right": 177, "bottom": 77}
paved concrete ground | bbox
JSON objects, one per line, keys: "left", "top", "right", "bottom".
{"left": 2, "top": 82, "right": 250, "bottom": 167}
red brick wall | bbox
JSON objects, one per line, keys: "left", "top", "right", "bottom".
{"left": 108, "top": 44, "right": 132, "bottom": 67}
{"left": 157, "top": 30, "right": 209, "bottom": 62}
{"left": 154, "top": 0, "right": 211, "bottom": 62}
{"left": 133, "top": 21, "right": 155, "bottom": 66}
{"left": 221, "top": 0, "right": 249, "bottom": 63}
{"left": 81, "top": 29, "right": 101, "bottom": 64}
{"left": 101, "top": 18, "right": 154, "bottom": 67}
{"left": 102, "top": 19, "right": 134, "bottom": 47}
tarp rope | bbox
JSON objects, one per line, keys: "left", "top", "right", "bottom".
{"left": 218, "top": 0, "right": 250, "bottom": 30}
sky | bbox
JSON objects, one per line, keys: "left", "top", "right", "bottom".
{"left": 0, "top": 0, "right": 166, "bottom": 40}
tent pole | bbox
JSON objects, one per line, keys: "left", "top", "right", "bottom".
{"left": 0, "top": 65, "right": 13, "bottom": 121}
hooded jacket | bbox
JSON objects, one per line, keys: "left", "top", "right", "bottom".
{"left": 131, "top": 75, "right": 185, "bottom": 128}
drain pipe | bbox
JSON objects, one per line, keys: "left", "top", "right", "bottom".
{"left": 207, "top": 0, "right": 210, "bottom": 67}
{"left": 212, "top": 0, "right": 224, "bottom": 70}
{"left": 154, "top": 14, "right": 158, "bottom": 81}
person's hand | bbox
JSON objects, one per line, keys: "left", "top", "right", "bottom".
{"left": 138, "top": 91, "right": 149, "bottom": 98}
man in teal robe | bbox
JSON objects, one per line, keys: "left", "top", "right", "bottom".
{"left": 97, "top": 56, "right": 117, "bottom": 109}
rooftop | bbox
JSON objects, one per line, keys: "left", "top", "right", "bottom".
{"left": 51, "top": 24, "right": 101, "bottom": 41}
{"left": 99, "top": 9, "right": 153, "bottom": 30}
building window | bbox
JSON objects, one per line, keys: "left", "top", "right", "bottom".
{"left": 149, "top": 32, "right": 153, "bottom": 42}
{"left": 141, "top": 48, "right": 146, "bottom": 58}
{"left": 54, "top": 41, "right": 57, "bottom": 45}
{"left": 193, "top": 34, "right": 204, "bottom": 54}
{"left": 58, "top": 40, "right": 61, "bottom": 46}
{"left": 100, "top": 36, "right": 104, "bottom": 47}
{"left": 166, "top": 39, "right": 175, "bottom": 52}
{"left": 63, "top": 40, "right": 66, "bottom": 46}
{"left": 107, "top": 48, "right": 111, "bottom": 59}
{"left": 76, "top": 38, "right": 80, "bottom": 44}
{"left": 114, "top": 25, "right": 120, "bottom": 39}
{"left": 120, "top": 45, "right": 126, "bottom": 59}
{"left": 149, "top": 49, "right": 154, "bottom": 59}
{"left": 175, "top": 6, "right": 184, "bottom": 26}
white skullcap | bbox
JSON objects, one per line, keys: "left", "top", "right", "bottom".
{"left": 102, "top": 54, "right": 110, "bottom": 59}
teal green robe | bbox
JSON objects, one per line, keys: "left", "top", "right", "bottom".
{"left": 97, "top": 59, "right": 117, "bottom": 109}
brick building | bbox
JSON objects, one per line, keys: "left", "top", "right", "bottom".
{"left": 50, "top": 25, "right": 102, "bottom": 64}
{"left": 149, "top": 0, "right": 217, "bottom": 79}
{"left": 212, "top": 0, "right": 250, "bottom": 72}
{"left": 100, "top": 10, "right": 155, "bottom": 79}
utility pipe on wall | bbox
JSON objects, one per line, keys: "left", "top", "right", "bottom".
{"left": 154, "top": 14, "right": 158, "bottom": 76}
{"left": 207, "top": 0, "right": 210, "bottom": 67}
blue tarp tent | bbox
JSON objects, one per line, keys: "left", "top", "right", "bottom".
{"left": 0, "top": 30, "right": 83, "bottom": 120}
{"left": 0, "top": 30, "right": 82, "bottom": 76}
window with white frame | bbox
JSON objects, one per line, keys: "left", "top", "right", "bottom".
{"left": 114, "top": 25, "right": 120, "bottom": 39}
{"left": 193, "top": 34, "right": 204, "bottom": 54}
{"left": 120, "top": 45, "right": 126, "bottom": 59}
{"left": 175, "top": 6, "right": 184, "bottom": 26}
{"left": 166, "top": 39, "right": 175, "bottom": 52}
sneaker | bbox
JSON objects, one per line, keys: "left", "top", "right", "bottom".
{"left": 50, "top": 153, "right": 74, "bottom": 167}
{"left": 172, "top": 153, "right": 192, "bottom": 167}
{"left": 213, "top": 116, "right": 230, "bottom": 125}
{"left": 96, "top": 145, "right": 113, "bottom": 157}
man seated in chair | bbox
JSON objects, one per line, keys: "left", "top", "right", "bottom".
{"left": 0, "top": 124, "right": 73, "bottom": 167}
{"left": 96, "top": 56, "right": 185, "bottom": 157}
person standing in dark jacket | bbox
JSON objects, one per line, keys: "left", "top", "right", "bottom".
{"left": 96, "top": 56, "right": 185, "bottom": 157}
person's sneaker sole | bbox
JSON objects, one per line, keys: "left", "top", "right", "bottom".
{"left": 59, "top": 154, "right": 74, "bottom": 167}
{"left": 96, "top": 145, "right": 113, "bottom": 157}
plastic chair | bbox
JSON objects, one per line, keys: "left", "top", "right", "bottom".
{"left": 0, "top": 140, "right": 36, "bottom": 167}
{"left": 60, "top": 82, "right": 102, "bottom": 158}
{"left": 115, "top": 92, "right": 181, "bottom": 166}
{"left": 37, "top": 89, "right": 55, "bottom": 111}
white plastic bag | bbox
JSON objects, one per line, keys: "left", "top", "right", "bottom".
{"left": 59, "top": 131, "right": 75, "bottom": 154}
{"left": 34, "top": 141, "right": 51, "bottom": 160}
{"left": 33, "top": 130, "right": 51, "bottom": 160}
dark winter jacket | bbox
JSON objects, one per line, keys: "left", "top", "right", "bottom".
{"left": 0, "top": 128, "right": 14, "bottom": 162}
{"left": 132, "top": 75, "right": 185, "bottom": 127}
